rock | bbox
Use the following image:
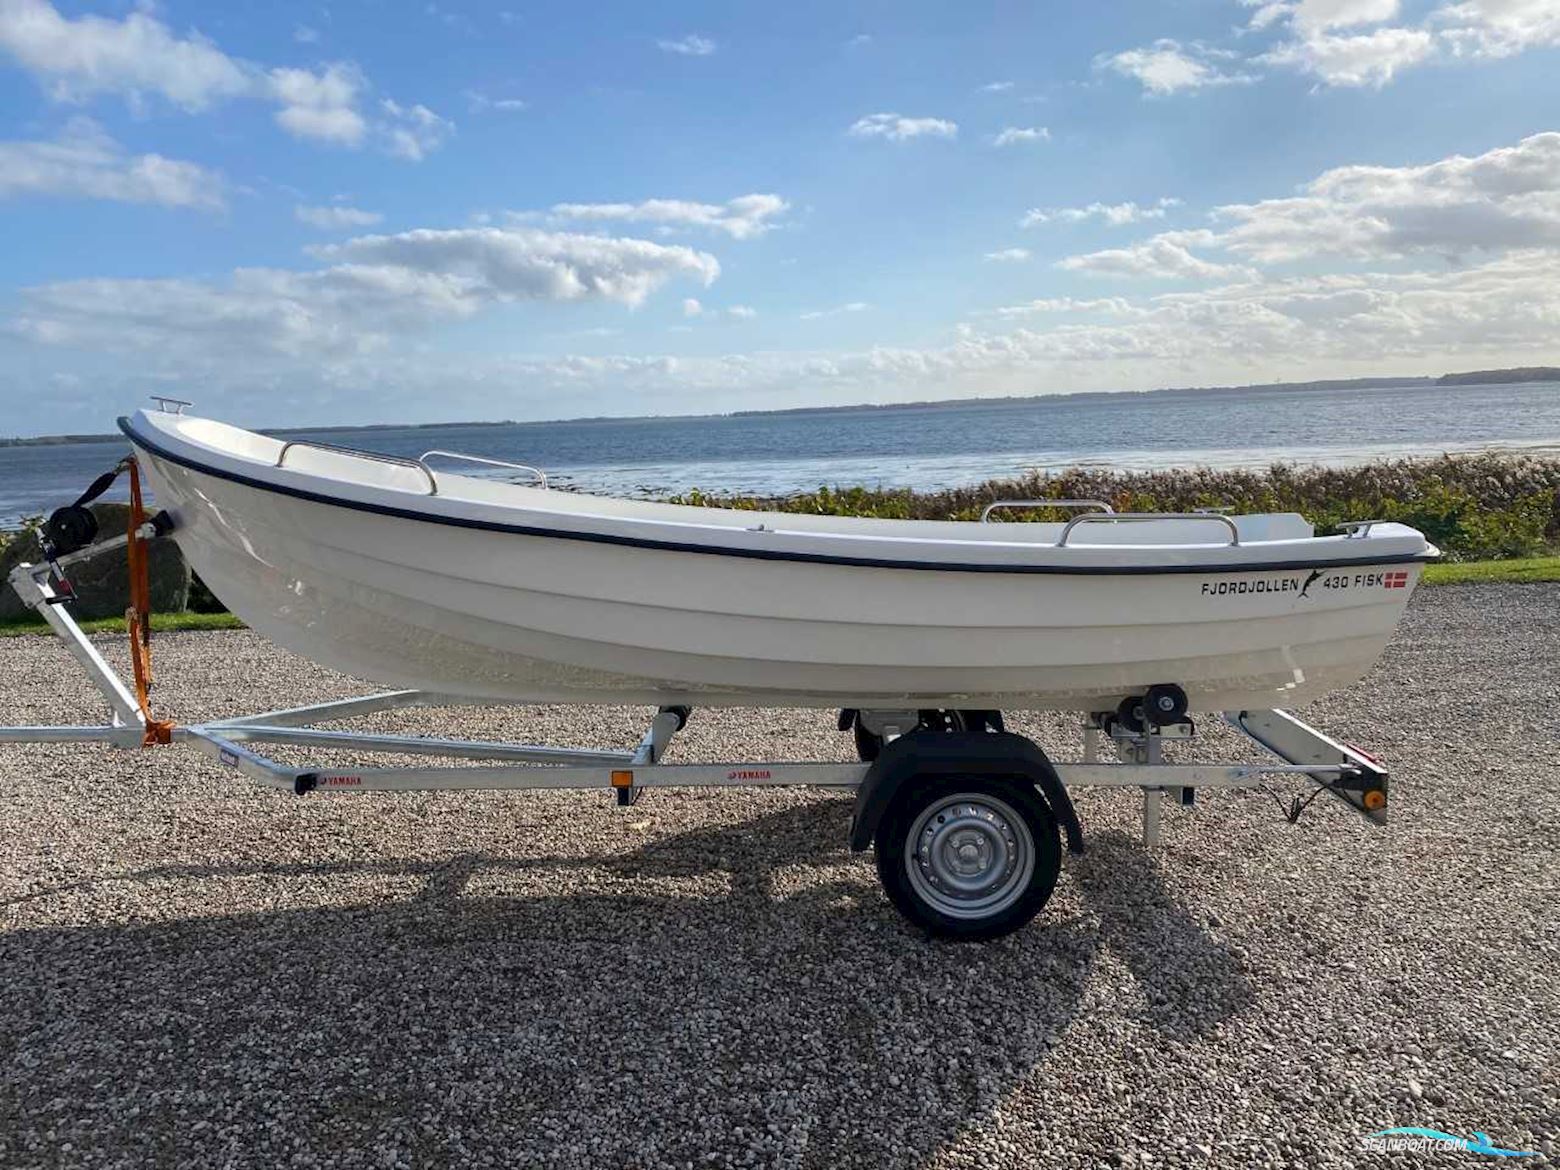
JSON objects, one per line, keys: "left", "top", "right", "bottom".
{"left": 0, "top": 502, "right": 191, "bottom": 623}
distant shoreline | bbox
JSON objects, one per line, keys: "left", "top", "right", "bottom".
{"left": 3, "top": 365, "right": 1555, "bottom": 447}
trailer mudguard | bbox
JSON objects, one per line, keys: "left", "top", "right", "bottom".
{"left": 848, "top": 729, "right": 1085, "bottom": 855}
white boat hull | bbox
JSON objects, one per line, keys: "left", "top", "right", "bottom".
{"left": 124, "top": 411, "right": 1432, "bottom": 712}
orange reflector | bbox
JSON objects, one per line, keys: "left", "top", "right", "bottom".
{"left": 611, "top": 770, "right": 634, "bottom": 788}
{"left": 1362, "top": 789, "right": 1387, "bottom": 811}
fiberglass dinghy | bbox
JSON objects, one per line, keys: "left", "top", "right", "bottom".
{"left": 120, "top": 408, "right": 1437, "bottom": 713}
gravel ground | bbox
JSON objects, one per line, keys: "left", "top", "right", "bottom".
{"left": 1, "top": 583, "right": 1557, "bottom": 1169}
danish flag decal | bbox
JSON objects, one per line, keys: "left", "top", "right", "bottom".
{"left": 1384, "top": 570, "right": 1409, "bottom": 589}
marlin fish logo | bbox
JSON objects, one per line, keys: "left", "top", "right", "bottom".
{"left": 1298, "top": 568, "right": 1325, "bottom": 599}
{"left": 1369, "top": 1128, "right": 1538, "bottom": 1158}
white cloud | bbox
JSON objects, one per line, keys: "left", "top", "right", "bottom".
{"left": 1095, "top": 40, "right": 1257, "bottom": 95}
{"left": 800, "top": 302, "right": 871, "bottom": 320}
{"left": 379, "top": 98, "right": 454, "bottom": 160}
{"left": 15, "top": 129, "right": 1560, "bottom": 432}
{"left": 294, "top": 24, "right": 320, "bottom": 44}
{"left": 0, "top": 0, "right": 448, "bottom": 159}
{"left": 979, "top": 80, "right": 1015, "bottom": 92}
{"left": 1291, "top": 0, "right": 1402, "bottom": 33}
{"left": 680, "top": 300, "right": 756, "bottom": 321}
{"left": 1435, "top": 0, "right": 1560, "bottom": 57}
{"left": 986, "top": 296, "right": 1141, "bottom": 318}
{"left": 1242, "top": 2, "right": 1298, "bottom": 30}
{"left": 1053, "top": 132, "right": 1560, "bottom": 280}
{"left": 656, "top": 34, "right": 716, "bottom": 56}
{"left": 295, "top": 203, "right": 383, "bottom": 229}
{"left": 314, "top": 228, "right": 719, "bottom": 308}
{"left": 0, "top": 117, "right": 225, "bottom": 209}
{"left": 465, "top": 89, "right": 527, "bottom": 113}
{"left": 1259, "top": 25, "right": 1434, "bottom": 85}
{"left": 11, "top": 226, "right": 720, "bottom": 362}
{"left": 0, "top": 0, "right": 251, "bottom": 109}
{"left": 1212, "top": 131, "right": 1560, "bottom": 262}
{"left": 992, "top": 126, "right": 1049, "bottom": 147}
{"left": 1057, "top": 231, "right": 1247, "bottom": 280}
{"left": 847, "top": 113, "right": 958, "bottom": 142}
{"left": 21, "top": 251, "right": 1560, "bottom": 429}
{"left": 545, "top": 193, "right": 789, "bottom": 240}
{"left": 1253, "top": 0, "right": 1560, "bottom": 87}
{"left": 1023, "top": 198, "right": 1182, "bottom": 227}
{"left": 983, "top": 248, "right": 1031, "bottom": 262}
{"left": 266, "top": 62, "right": 367, "bottom": 144}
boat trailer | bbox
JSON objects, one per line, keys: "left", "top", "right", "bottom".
{"left": 2, "top": 526, "right": 1391, "bottom": 939}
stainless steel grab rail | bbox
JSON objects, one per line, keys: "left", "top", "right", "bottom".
{"left": 275, "top": 439, "right": 440, "bottom": 495}
{"left": 980, "top": 499, "right": 1114, "bottom": 522}
{"left": 1057, "top": 512, "right": 1241, "bottom": 547}
{"left": 1337, "top": 519, "right": 1389, "bottom": 538}
{"left": 421, "top": 450, "right": 548, "bottom": 488}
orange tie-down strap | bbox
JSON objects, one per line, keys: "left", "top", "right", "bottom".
{"left": 125, "top": 457, "right": 175, "bottom": 746}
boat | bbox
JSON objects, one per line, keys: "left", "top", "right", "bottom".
{"left": 119, "top": 407, "right": 1438, "bottom": 714}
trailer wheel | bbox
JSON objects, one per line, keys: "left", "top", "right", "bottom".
{"left": 875, "top": 776, "right": 1061, "bottom": 939}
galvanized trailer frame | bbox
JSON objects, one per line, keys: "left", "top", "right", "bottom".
{"left": 3, "top": 537, "right": 1390, "bottom": 851}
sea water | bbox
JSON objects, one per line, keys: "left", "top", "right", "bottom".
{"left": 3, "top": 379, "right": 1557, "bottom": 527}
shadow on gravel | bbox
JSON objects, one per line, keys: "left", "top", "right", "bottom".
{"left": 1070, "top": 831, "right": 1255, "bottom": 1040}
{"left": 0, "top": 803, "right": 1252, "bottom": 1170}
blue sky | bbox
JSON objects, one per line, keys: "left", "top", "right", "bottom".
{"left": 2, "top": 0, "right": 1559, "bottom": 434}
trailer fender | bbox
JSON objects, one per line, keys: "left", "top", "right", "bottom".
{"left": 848, "top": 730, "right": 1084, "bottom": 855}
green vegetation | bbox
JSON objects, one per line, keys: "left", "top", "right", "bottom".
{"left": 673, "top": 452, "right": 1560, "bottom": 563}
{"left": 1422, "top": 556, "right": 1560, "bottom": 585}
{"left": 0, "top": 610, "right": 245, "bottom": 639}
{"left": 0, "top": 516, "right": 39, "bottom": 557}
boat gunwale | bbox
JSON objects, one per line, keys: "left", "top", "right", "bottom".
{"left": 120, "top": 415, "right": 1438, "bottom": 578}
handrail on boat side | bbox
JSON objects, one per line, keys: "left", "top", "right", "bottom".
{"left": 1057, "top": 512, "right": 1241, "bottom": 547}
{"left": 1337, "top": 518, "right": 1390, "bottom": 538}
{"left": 275, "top": 438, "right": 441, "bottom": 495}
{"left": 980, "top": 499, "right": 1114, "bottom": 522}
{"left": 421, "top": 450, "right": 548, "bottom": 489}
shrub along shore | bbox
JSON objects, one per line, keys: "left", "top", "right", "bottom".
{"left": 0, "top": 452, "right": 1556, "bottom": 636}
{"left": 673, "top": 451, "right": 1560, "bottom": 564}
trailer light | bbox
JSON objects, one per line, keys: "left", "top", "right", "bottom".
{"left": 611, "top": 770, "right": 634, "bottom": 788}
{"left": 1362, "top": 789, "right": 1387, "bottom": 811}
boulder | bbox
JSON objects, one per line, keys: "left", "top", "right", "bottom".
{"left": 0, "top": 502, "right": 191, "bottom": 623}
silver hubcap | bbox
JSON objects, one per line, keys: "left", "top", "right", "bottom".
{"left": 905, "top": 792, "right": 1035, "bottom": 920}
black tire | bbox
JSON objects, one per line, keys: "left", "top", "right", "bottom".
{"left": 874, "top": 775, "right": 1062, "bottom": 940}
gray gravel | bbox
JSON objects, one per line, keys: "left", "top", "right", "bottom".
{"left": 1, "top": 583, "right": 1557, "bottom": 1169}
